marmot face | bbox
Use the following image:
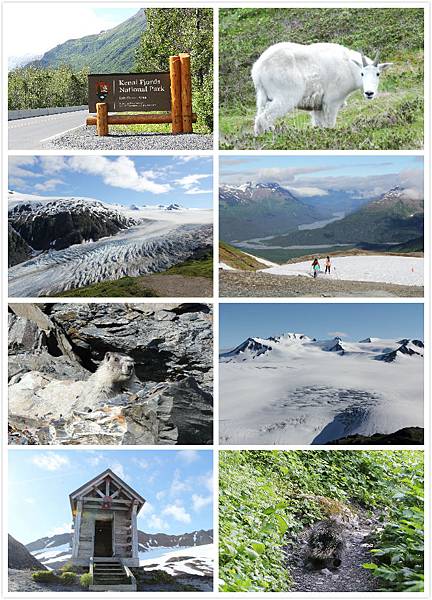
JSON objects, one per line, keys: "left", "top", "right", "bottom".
{"left": 104, "top": 352, "right": 135, "bottom": 381}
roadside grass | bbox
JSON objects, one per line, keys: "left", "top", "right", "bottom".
{"left": 219, "top": 8, "right": 424, "bottom": 150}
{"left": 109, "top": 112, "right": 210, "bottom": 135}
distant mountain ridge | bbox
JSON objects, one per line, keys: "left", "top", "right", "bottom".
{"left": 25, "top": 529, "right": 213, "bottom": 569}
{"left": 269, "top": 186, "right": 424, "bottom": 247}
{"left": 220, "top": 182, "right": 321, "bottom": 241}
{"left": 27, "top": 8, "right": 146, "bottom": 72}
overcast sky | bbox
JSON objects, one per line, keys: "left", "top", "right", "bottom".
{"left": 9, "top": 155, "right": 213, "bottom": 208}
{"left": 5, "top": 5, "right": 139, "bottom": 59}
{"left": 220, "top": 155, "right": 424, "bottom": 200}
{"left": 9, "top": 449, "right": 213, "bottom": 544}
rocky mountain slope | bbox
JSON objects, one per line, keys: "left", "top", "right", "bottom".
{"left": 220, "top": 182, "right": 320, "bottom": 241}
{"left": 24, "top": 529, "right": 213, "bottom": 570}
{"left": 269, "top": 187, "right": 423, "bottom": 247}
{"left": 28, "top": 8, "right": 146, "bottom": 72}
{"left": 8, "top": 303, "right": 213, "bottom": 445}
{"left": 8, "top": 191, "right": 213, "bottom": 297}
{"left": 220, "top": 332, "right": 423, "bottom": 445}
{"left": 8, "top": 535, "right": 47, "bottom": 571}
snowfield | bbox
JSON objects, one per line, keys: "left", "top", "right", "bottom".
{"left": 8, "top": 191, "right": 213, "bottom": 296}
{"left": 262, "top": 255, "right": 423, "bottom": 287}
{"left": 220, "top": 333, "right": 424, "bottom": 445}
{"left": 139, "top": 544, "right": 214, "bottom": 577}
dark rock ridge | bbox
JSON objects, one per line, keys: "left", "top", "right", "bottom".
{"left": 326, "top": 427, "right": 424, "bottom": 445}
{"left": 8, "top": 535, "right": 47, "bottom": 571}
{"left": 8, "top": 224, "right": 34, "bottom": 267}
{"left": 8, "top": 303, "right": 213, "bottom": 445}
{"left": 9, "top": 197, "right": 138, "bottom": 256}
{"left": 220, "top": 337, "right": 273, "bottom": 360}
{"left": 376, "top": 340, "right": 424, "bottom": 362}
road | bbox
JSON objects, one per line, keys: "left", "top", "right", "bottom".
{"left": 8, "top": 110, "right": 88, "bottom": 150}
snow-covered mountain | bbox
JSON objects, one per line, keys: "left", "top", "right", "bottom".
{"left": 8, "top": 191, "right": 213, "bottom": 296}
{"left": 220, "top": 333, "right": 424, "bottom": 445}
{"left": 25, "top": 529, "right": 213, "bottom": 570}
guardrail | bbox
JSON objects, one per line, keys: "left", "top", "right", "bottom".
{"left": 8, "top": 105, "right": 87, "bottom": 121}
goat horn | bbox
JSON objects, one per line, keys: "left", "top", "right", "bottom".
{"left": 359, "top": 51, "right": 368, "bottom": 67}
{"left": 373, "top": 50, "right": 380, "bottom": 66}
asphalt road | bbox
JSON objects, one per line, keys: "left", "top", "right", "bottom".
{"left": 8, "top": 110, "right": 88, "bottom": 149}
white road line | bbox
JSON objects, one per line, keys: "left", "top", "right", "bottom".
{"left": 40, "top": 124, "right": 86, "bottom": 143}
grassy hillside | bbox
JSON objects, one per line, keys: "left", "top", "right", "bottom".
{"left": 30, "top": 9, "right": 146, "bottom": 72}
{"left": 219, "top": 242, "right": 264, "bottom": 271}
{"left": 219, "top": 8, "right": 424, "bottom": 149}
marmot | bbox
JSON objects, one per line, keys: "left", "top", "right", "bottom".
{"left": 305, "top": 517, "right": 346, "bottom": 569}
{"left": 8, "top": 352, "right": 137, "bottom": 420}
{"left": 73, "top": 352, "right": 136, "bottom": 410}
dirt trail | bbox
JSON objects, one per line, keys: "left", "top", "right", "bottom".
{"left": 138, "top": 274, "right": 213, "bottom": 297}
{"left": 285, "top": 511, "right": 380, "bottom": 592}
{"left": 220, "top": 271, "right": 423, "bottom": 297}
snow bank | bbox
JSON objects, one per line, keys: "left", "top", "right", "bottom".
{"left": 139, "top": 544, "right": 214, "bottom": 577}
{"left": 219, "top": 262, "right": 235, "bottom": 271}
{"left": 262, "top": 255, "right": 423, "bottom": 286}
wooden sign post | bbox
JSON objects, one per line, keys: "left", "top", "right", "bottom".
{"left": 86, "top": 54, "right": 195, "bottom": 136}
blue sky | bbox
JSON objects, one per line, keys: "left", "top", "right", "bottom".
{"left": 220, "top": 155, "right": 423, "bottom": 199}
{"left": 6, "top": 5, "right": 140, "bottom": 57}
{"left": 8, "top": 449, "right": 213, "bottom": 544}
{"left": 9, "top": 156, "right": 213, "bottom": 208}
{"left": 220, "top": 303, "right": 424, "bottom": 348}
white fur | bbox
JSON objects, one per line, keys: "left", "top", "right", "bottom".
{"left": 252, "top": 42, "right": 392, "bottom": 134}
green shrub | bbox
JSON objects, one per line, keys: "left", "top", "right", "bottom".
{"left": 59, "top": 572, "right": 78, "bottom": 585}
{"left": 31, "top": 570, "right": 59, "bottom": 583}
{"left": 79, "top": 572, "right": 92, "bottom": 588}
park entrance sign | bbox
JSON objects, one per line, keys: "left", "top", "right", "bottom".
{"left": 88, "top": 73, "right": 172, "bottom": 113}
{"left": 86, "top": 54, "right": 196, "bottom": 135}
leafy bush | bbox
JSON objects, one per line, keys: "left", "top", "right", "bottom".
{"left": 31, "top": 570, "right": 59, "bottom": 583}
{"left": 8, "top": 65, "right": 89, "bottom": 110}
{"left": 59, "top": 571, "right": 78, "bottom": 585}
{"left": 79, "top": 572, "right": 92, "bottom": 588}
{"left": 219, "top": 450, "right": 424, "bottom": 592}
{"left": 135, "top": 8, "right": 213, "bottom": 132}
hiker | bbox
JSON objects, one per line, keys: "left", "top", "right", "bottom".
{"left": 325, "top": 256, "right": 331, "bottom": 275}
{"left": 311, "top": 257, "right": 321, "bottom": 279}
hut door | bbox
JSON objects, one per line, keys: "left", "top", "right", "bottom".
{"left": 94, "top": 520, "right": 113, "bottom": 557}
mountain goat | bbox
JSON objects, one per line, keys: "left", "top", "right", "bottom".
{"left": 252, "top": 42, "right": 392, "bottom": 134}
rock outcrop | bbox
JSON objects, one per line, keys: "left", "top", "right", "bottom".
{"left": 8, "top": 535, "right": 47, "bottom": 571}
{"left": 8, "top": 303, "right": 213, "bottom": 445}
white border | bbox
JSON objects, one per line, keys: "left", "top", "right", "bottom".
{"left": 2, "top": 1, "right": 431, "bottom": 600}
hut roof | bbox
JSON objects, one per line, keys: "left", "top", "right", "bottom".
{"left": 69, "top": 468, "right": 145, "bottom": 512}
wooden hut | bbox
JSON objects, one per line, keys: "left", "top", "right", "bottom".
{"left": 69, "top": 468, "right": 145, "bottom": 590}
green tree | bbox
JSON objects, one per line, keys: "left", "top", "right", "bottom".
{"left": 134, "top": 8, "right": 213, "bottom": 131}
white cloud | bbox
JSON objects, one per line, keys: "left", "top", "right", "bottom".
{"left": 68, "top": 156, "right": 171, "bottom": 195}
{"left": 192, "top": 494, "right": 212, "bottom": 511}
{"left": 176, "top": 173, "right": 211, "bottom": 190}
{"left": 147, "top": 514, "right": 169, "bottom": 531}
{"left": 8, "top": 156, "right": 40, "bottom": 180}
{"left": 40, "top": 156, "right": 68, "bottom": 173}
{"left": 328, "top": 331, "right": 348, "bottom": 338}
{"left": 31, "top": 453, "right": 70, "bottom": 471}
{"left": 162, "top": 503, "right": 191, "bottom": 524}
{"left": 110, "top": 462, "right": 127, "bottom": 481}
{"left": 177, "top": 450, "right": 200, "bottom": 464}
{"left": 48, "top": 523, "right": 72, "bottom": 537}
{"left": 132, "top": 457, "right": 149, "bottom": 470}
{"left": 156, "top": 491, "right": 165, "bottom": 501}
{"left": 138, "top": 501, "right": 154, "bottom": 517}
{"left": 170, "top": 469, "right": 190, "bottom": 495}
{"left": 288, "top": 186, "right": 329, "bottom": 197}
{"left": 34, "top": 179, "right": 63, "bottom": 192}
